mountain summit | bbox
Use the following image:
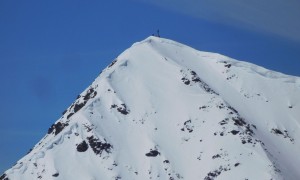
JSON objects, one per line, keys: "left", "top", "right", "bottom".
{"left": 1, "top": 37, "right": 300, "bottom": 180}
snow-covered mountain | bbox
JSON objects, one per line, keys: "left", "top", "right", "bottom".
{"left": 1, "top": 36, "right": 300, "bottom": 180}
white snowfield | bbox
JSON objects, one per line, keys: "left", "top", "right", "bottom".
{"left": 2, "top": 36, "right": 300, "bottom": 180}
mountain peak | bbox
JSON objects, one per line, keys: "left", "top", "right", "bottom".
{"left": 2, "top": 37, "right": 300, "bottom": 180}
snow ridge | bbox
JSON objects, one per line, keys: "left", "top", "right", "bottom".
{"left": 1, "top": 36, "right": 300, "bottom": 180}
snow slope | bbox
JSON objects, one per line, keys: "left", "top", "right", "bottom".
{"left": 1, "top": 36, "right": 300, "bottom": 180}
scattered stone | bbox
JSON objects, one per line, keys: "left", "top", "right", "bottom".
{"left": 163, "top": 160, "right": 170, "bottom": 164}
{"left": 199, "top": 106, "right": 208, "bottom": 110}
{"left": 146, "top": 150, "right": 160, "bottom": 157}
{"left": 234, "top": 163, "right": 240, "bottom": 167}
{"left": 219, "top": 119, "right": 229, "bottom": 125}
{"left": 224, "top": 64, "right": 232, "bottom": 68}
{"left": 212, "top": 154, "right": 221, "bottom": 159}
{"left": 181, "top": 77, "right": 190, "bottom": 85}
{"left": 111, "top": 104, "right": 117, "bottom": 108}
{"left": 272, "top": 129, "right": 283, "bottom": 135}
{"left": 114, "top": 176, "right": 121, "bottom": 180}
{"left": 77, "top": 141, "right": 89, "bottom": 152}
{"left": 231, "top": 130, "right": 240, "bottom": 135}
{"left": 52, "top": 173, "right": 59, "bottom": 177}
{"left": 181, "top": 120, "right": 194, "bottom": 133}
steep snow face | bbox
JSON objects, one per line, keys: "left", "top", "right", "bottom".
{"left": 2, "top": 36, "right": 300, "bottom": 180}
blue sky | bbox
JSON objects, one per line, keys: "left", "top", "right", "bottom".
{"left": 0, "top": 0, "right": 299, "bottom": 173}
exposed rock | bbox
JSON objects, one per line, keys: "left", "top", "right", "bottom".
{"left": 52, "top": 173, "right": 59, "bottom": 177}
{"left": 87, "top": 136, "right": 112, "bottom": 156}
{"left": 48, "top": 122, "right": 68, "bottom": 135}
{"left": 145, "top": 150, "right": 160, "bottom": 157}
{"left": 76, "top": 141, "right": 89, "bottom": 152}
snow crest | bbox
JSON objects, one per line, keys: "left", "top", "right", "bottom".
{"left": 2, "top": 36, "right": 300, "bottom": 180}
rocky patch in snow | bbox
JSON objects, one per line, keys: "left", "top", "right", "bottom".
{"left": 204, "top": 164, "right": 232, "bottom": 180}
{"left": 0, "top": 173, "right": 8, "bottom": 180}
{"left": 145, "top": 149, "right": 160, "bottom": 157}
{"left": 52, "top": 173, "right": 59, "bottom": 177}
{"left": 181, "top": 69, "right": 218, "bottom": 94}
{"left": 48, "top": 122, "right": 69, "bottom": 136}
{"left": 180, "top": 120, "right": 194, "bottom": 133}
{"left": 271, "top": 128, "right": 294, "bottom": 143}
{"left": 111, "top": 104, "right": 130, "bottom": 115}
{"left": 108, "top": 59, "right": 118, "bottom": 68}
{"left": 65, "top": 87, "right": 98, "bottom": 119}
{"left": 76, "top": 141, "right": 89, "bottom": 152}
{"left": 87, "top": 136, "right": 112, "bottom": 156}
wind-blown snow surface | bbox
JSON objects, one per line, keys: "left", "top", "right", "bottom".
{"left": 2, "top": 37, "right": 300, "bottom": 180}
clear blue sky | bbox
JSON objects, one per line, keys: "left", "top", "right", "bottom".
{"left": 0, "top": 0, "right": 299, "bottom": 173}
